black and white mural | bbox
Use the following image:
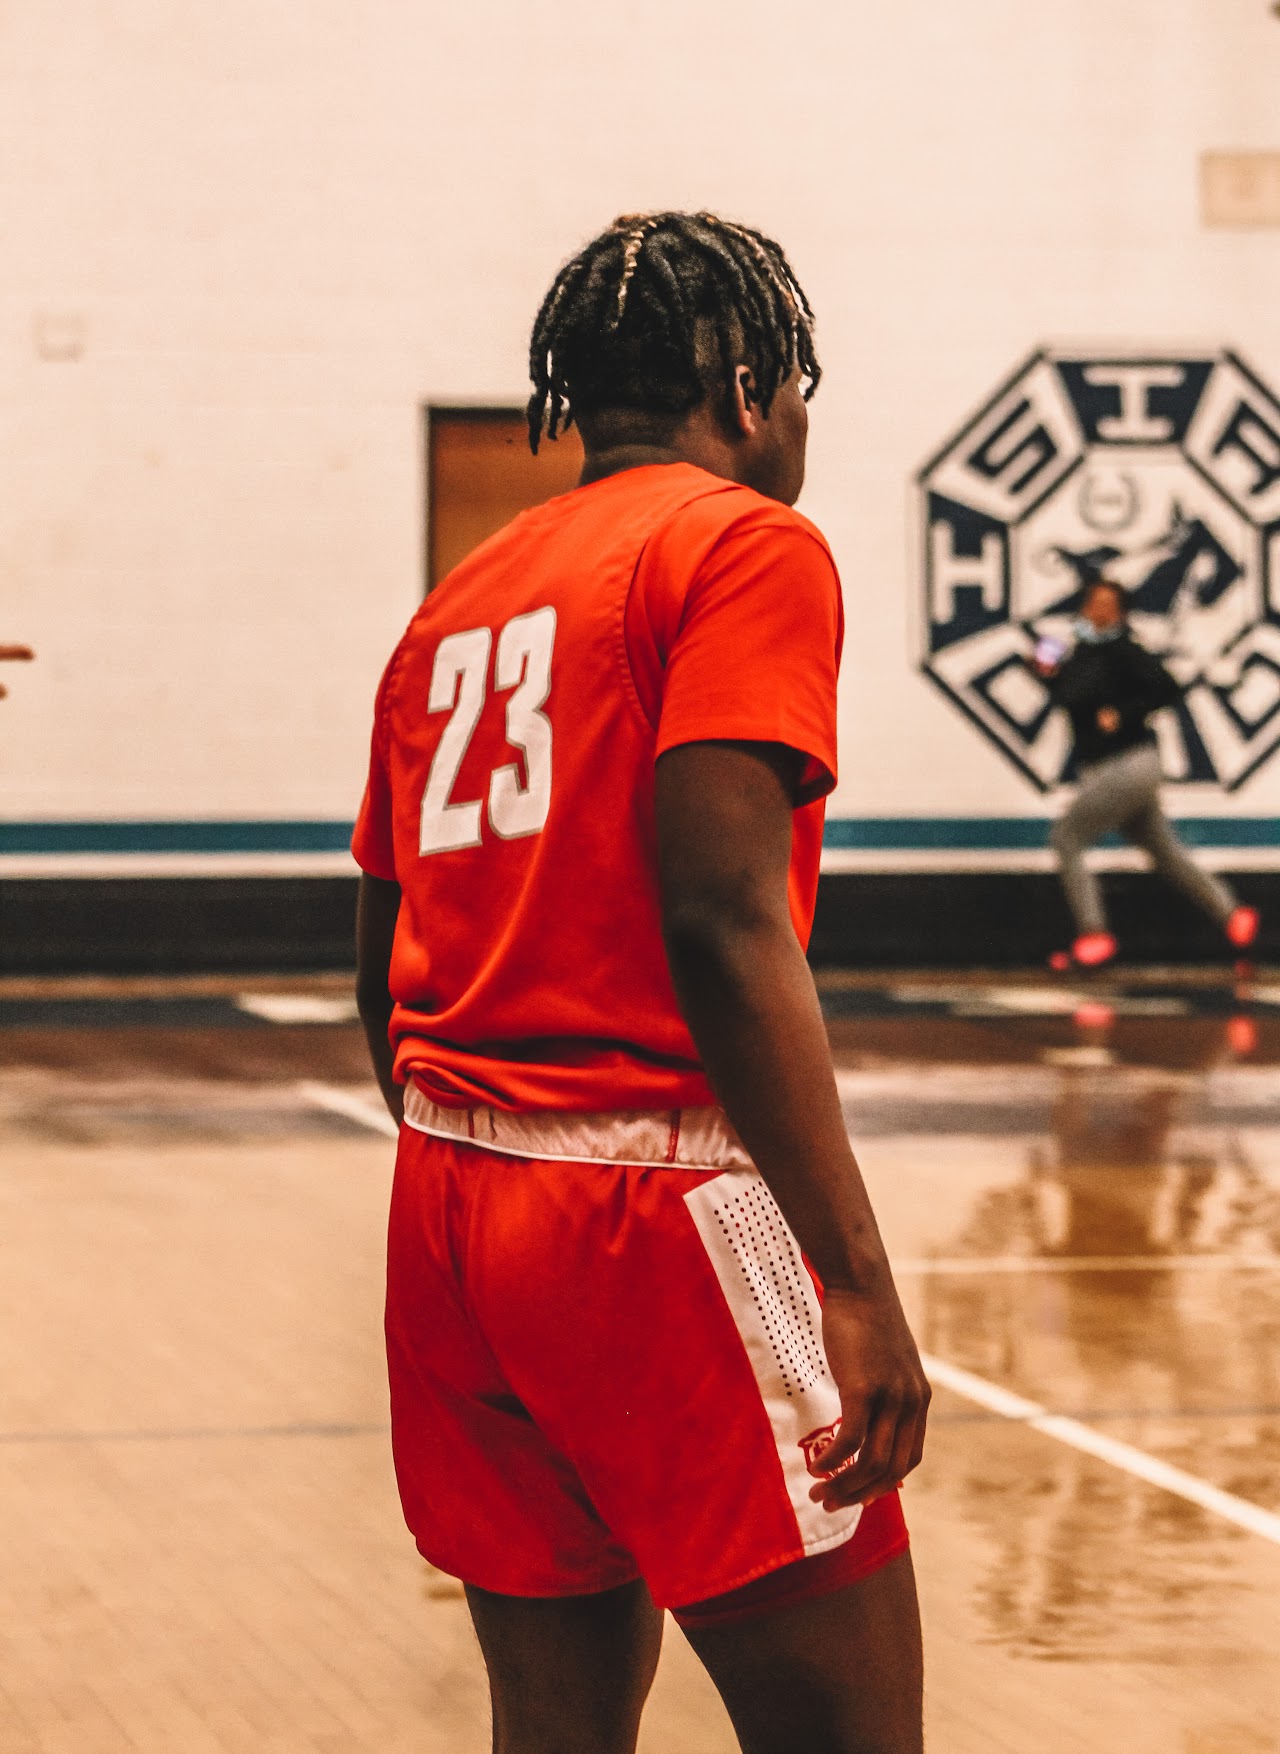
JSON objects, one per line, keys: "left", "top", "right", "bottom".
{"left": 920, "top": 353, "right": 1280, "bottom": 792}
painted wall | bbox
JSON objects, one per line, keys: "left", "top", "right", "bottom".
{"left": 3, "top": 0, "right": 1280, "bottom": 879}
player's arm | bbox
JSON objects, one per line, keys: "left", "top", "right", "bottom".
{"left": 1116, "top": 645, "right": 1183, "bottom": 717}
{"left": 1041, "top": 649, "right": 1084, "bottom": 701}
{"left": 356, "top": 872, "right": 404, "bottom": 1125}
{"left": 1091, "top": 649, "right": 1181, "bottom": 736}
{"left": 656, "top": 740, "right": 930, "bottom": 1510}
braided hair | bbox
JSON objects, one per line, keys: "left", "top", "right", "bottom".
{"left": 527, "top": 211, "right": 820, "bottom": 453}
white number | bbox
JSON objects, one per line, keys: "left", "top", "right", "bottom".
{"left": 417, "top": 609, "right": 555, "bottom": 856}
{"left": 419, "top": 627, "right": 491, "bottom": 854}
{"left": 490, "top": 607, "right": 555, "bottom": 840}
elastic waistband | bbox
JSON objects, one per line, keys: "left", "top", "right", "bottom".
{"left": 403, "top": 1079, "right": 751, "bottom": 1172}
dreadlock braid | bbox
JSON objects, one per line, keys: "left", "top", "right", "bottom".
{"left": 527, "top": 210, "right": 820, "bottom": 452}
{"left": 613, "top": 214, "right": 659, "bottom": 326}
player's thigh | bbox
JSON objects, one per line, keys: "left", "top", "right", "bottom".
{"left": 1056, "top": 768, "right": 1130, "bottom": 848}
{"left": 464, "top": 1578, "right": 664, "bottom": 1754}
{"left": 681, "top": 1549, "right": 924, "bottom": 1754}
{"left": 1119, "top": 792, "right": 1177, "bottom": 860}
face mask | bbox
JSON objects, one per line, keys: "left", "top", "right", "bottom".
{"left": 1073, "top": 616, "right": 1123, "bottom": 645}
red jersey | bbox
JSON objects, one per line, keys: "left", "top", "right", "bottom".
{"left": 352, "top": 461, "right": 843, "bottom": 1111}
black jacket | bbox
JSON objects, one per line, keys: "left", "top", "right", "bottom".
{"left": 1047, "top": 632, "right": 1182, "bottom": 768}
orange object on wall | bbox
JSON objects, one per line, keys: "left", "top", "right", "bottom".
{"left": 427, "top": 408, "right": 584, "bottom": 590}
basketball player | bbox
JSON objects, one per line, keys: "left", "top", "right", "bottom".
{"left": 354, "top": 212, "right": 929, "bottom": 1754}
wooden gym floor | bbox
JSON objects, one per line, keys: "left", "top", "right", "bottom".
{"left": 1, "top": 970, "right": 1278, "bottom": 1753}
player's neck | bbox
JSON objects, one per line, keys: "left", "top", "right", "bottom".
{"left": 579, "top": 433, "right": 750, "bottom": 492}
{"left": 578, "top": 441, "right": 692, "bottom": 485}
{"left": 578, "top": 400, "right": 757, "bottom": 492}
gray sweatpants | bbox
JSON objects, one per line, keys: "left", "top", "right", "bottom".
{"left": 1050, "top": 744, "right": 1235, "bottom": 937}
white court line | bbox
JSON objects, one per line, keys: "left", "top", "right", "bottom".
{"left": 239, "top": 994, "right": 360, "bottom": 1025}
{"left": 896, "top": 1254, "right": 1280, "bottom": 1275}
{"left": 298, "top": 1080, "right": 400, "bottom": 1140}
{"left": 922, "top": 1353, "right": 1280, "bottom": 1547}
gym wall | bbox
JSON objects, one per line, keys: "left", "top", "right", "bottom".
{"left": 3, "top": 0, "right": 1279, "bottom": 969}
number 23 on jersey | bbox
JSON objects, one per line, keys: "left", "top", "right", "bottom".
{"left": 419, "top": 606, "right": 556, "bottom": 856}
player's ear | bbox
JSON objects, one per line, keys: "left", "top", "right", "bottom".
{"left": 730, "top": 366, "right": 759, "bottom": 437}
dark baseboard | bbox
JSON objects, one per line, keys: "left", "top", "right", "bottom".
{"left": 809, "top": 871, "right": 1278, "bottom": 967}
{"left": 1, "top": 878, "right": 361, "bottom": 975}
{"left": 3, "top": 871, "right": 1277, "bottom": 975}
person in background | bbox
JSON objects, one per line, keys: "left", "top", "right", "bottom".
{"left": 1036, "top": 578, "right": 1258, "bottom": 969}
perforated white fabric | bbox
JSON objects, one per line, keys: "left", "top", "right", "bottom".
{"left": 683, "top": 1166, "right": 863, "bottom": 1554}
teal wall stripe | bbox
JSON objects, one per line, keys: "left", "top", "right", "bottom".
{"left": 822, "top": 817, "right": 1280, "bottom": 850}
{"left": 0, "top": 821, "right": 357, "bottom": 855}
{"left": 1, "top": 817, "right": 1277, "bottom": 856}
{"left": 824, "top": 818, "right": 1048, "bottom": 850}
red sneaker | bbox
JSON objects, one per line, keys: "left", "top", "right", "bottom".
{"left": 1226, "top": 906, "right": 1260, "bottom": 949}
{"left": 1072, "top": 931, "right": 1117, "bottom": 967}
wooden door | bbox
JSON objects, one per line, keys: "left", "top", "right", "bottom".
{"left": 426, "top": 408, "right": 584, "bottom": 590}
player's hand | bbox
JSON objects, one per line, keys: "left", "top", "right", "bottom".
{"left": 1097, "top": 705, "right": 1121, "bottom": 734}
{"left": 0, "top": 644, "right": 34, "bottom": 700}
{"left": 806, "top": 1283, "right": 931, "bottom": 1512}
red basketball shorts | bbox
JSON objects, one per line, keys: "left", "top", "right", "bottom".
{"left": 384, "top": 1086, "right": 909, "bottom": 1616}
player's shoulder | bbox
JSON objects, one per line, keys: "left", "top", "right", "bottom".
{"left": 653, "top": 471, "right": 834, "bottom": 562}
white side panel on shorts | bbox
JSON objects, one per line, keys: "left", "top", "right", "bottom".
{"left": 682, "top": 1167, "right": 863, "bottom": 1556}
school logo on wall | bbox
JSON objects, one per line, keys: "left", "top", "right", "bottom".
{"left": 920, "top": 352, "right": 1280, "bottom": 791}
